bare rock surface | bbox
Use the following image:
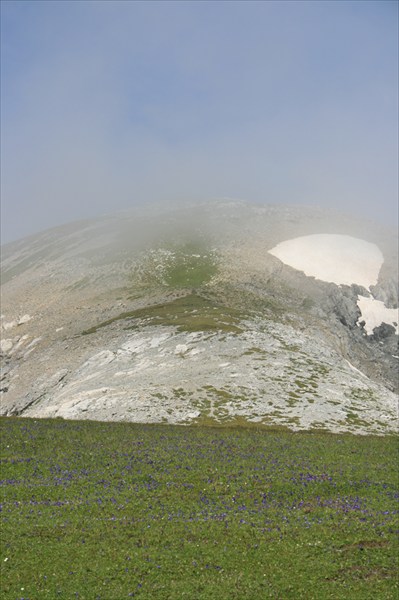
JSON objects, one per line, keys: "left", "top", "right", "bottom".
{"left": 1, "top": 201, "right": 398, "bottom": 434}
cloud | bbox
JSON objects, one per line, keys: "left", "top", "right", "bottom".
{"left": 1, "top": 0, "right": 397, "bottom": 242}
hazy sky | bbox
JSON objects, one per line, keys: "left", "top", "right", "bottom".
{"left": 1, "top": 0, "right": 398, "bottom": 243}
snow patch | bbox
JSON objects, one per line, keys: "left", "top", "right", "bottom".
{"left": 357, "top": 296, "right": 398, "bottom": 336}
{"left": 268, "top": 234, "right": 383, "bottom": 289}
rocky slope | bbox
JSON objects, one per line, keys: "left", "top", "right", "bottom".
{"left": 1, "top": 201, "right": 398, "bottom": 434}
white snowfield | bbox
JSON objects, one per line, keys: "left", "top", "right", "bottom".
{"left": 269, "top": 234, "right": 398, "bottom": 336}
{"left": 268, "top": 234, "right": 383, "bottom": 288}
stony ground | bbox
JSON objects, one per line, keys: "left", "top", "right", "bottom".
{"left": 1, "top": 202, "right": 398, "bottom": 433}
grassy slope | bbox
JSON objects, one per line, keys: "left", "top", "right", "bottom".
{"left": 1, "top": 418, "right": 398, "bottom": 599}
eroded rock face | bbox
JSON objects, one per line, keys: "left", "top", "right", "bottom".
{"left": 1, "top": 201, "right": 398, "bottom": 433}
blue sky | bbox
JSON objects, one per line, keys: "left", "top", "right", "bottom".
{"left": 1, "top": 0, "right": 398, "bottom": 242}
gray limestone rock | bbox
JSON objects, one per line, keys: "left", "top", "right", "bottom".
{"left": 1, "top": 201, "right": 398, "bottom": 433}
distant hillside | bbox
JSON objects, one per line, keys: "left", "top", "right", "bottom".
{"left": 1, "top": 201, "right": 398, "bottom": 434}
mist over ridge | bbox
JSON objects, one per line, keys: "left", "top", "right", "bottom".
{"left": 1, "top": 200, "right": 397, "bottom": 433}
{"left": 1, "top": 1, "right": 398, "bottom": 243}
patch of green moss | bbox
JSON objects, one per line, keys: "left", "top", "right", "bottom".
{"left": 128, "top": 241, "right": 218, "bottom": 293}
{"left": 82, "top": 293, "right": 244, "bottom": 335}
{"left": 288, "top": 391, "right": 300, "bottom": 406}
{"left": 283, "top": 416, "right": 301, "bottom": 426}
{"left": 190, "top": 414, "right": 292, "bottom": 431}
{"left": 202, "top": 386, "right": 235, "bottom": 401}
{"left": 164, "top": 244, "right": 218, "bottom": 288}
{"left": 243, "top": 347, "right": 268, "bottom": 357}
{"left": 345, "top": 411, "right": 370, "bottom": 427}
{"left": 347, "top": 387, "right": 376, "bottom": 403}
{"left": 172, "top": 388, "right": 193, "bottom": 400}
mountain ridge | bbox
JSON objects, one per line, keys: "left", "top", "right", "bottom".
{"left": 1, "top": 201, "right": 398, "bottom": 434}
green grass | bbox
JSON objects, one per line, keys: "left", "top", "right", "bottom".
{"left": 1, "top": 418, "right": 398, "bottom": 599}
{"left": 128, "top": 241, "right": 218, "bottom": 293}
{"left": 82, "top": 293, "right": 244, "bottom": 335}
{"left": 162, "top": 243, "right": 218, "bottom": 289}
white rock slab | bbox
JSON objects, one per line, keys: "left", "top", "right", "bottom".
{"left": 0, "top": 339, "right": 13, "bottom": 353}
{"left": 18, "top": 314, "right": 32, "bottom": 325}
